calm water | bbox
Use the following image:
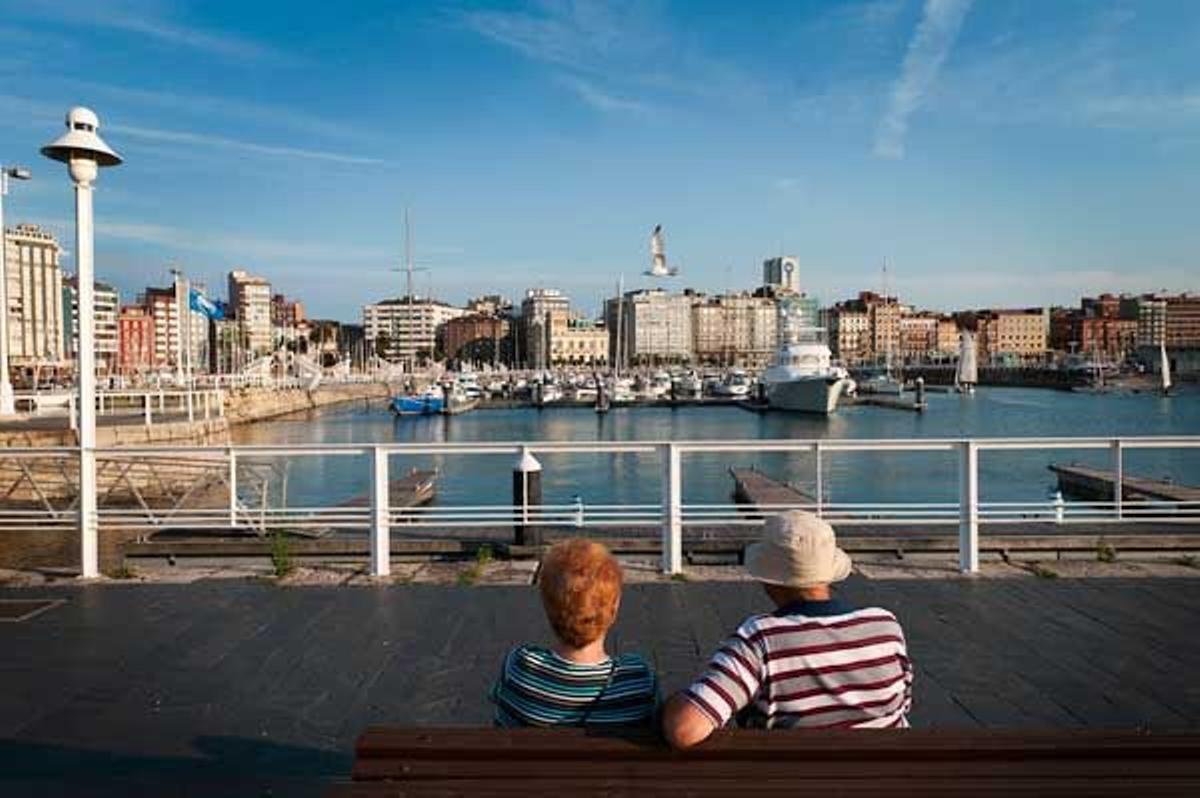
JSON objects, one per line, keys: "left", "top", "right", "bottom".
{"left": 232, "top": 387, "right": 1200, "bottom": 511}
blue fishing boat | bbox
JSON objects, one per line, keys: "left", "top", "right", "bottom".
{"left": 391, "top": 386, "right": 445, "bottom": 416}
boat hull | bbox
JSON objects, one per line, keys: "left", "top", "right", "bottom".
{"left": 391, "top": 396, "right": 445, "bottom": 415}
{"left": 765, "top": 377, "right": 846, "bottom": 414}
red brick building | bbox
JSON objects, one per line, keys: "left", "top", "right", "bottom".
{"left": 118, "top": 306, "right": 156, "bottom": 374}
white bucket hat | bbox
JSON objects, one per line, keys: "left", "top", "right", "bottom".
{"left": 745, "top": 511, "right": 852, "bottom": 588}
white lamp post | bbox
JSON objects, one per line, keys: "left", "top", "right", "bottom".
{"left": 0, "top": 164, "right": 32, "bottom": 417}
{"left": 41, "top": 107, "right": 121, "bottom": 579}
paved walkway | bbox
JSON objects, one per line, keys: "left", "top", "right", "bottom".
{"left": 2, "top": 577, "right": 1199, "bottom": 796}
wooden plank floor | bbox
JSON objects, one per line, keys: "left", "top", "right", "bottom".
{"left": 2, "top": 578, "right": 1199, "bottom": 796}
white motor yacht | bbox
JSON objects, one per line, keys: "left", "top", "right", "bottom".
{"left": 760, "top": 301, "right": 852, "bottom": 414}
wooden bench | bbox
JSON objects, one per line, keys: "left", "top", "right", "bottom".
{"left": 328, "top": 726, "right": 1200, "bottom": 796}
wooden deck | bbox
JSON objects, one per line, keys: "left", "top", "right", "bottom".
{"left": 730, "top": 467, "right": 813, "bottom": 508}
{"left": 2, "top": 578, "right": 1200, "bottom": 795}
{"left": 1049, "top": 464, "right": 1200, "bottom": 504}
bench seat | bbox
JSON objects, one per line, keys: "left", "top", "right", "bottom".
{"left": 329, "top": 726, "right": 1200, "bottom": 796}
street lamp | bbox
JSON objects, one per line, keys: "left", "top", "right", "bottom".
{"left": 0, "top": 164, "right": 32, "bottom": 416}
{"left": 41, "top": 107, "right": 121, "bottom": 579}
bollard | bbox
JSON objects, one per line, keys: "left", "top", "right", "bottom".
{"left": 1054, "top": 490, "right": 1065, "bottom": 524}
{"left": 143, "top": 393, "right": 152, "bottom": 426}
{"left": 915, "top": 377, "right": 926, "bottom": 407}
{"left": 573, "top": 494, "right": 584, "bottom": 528}
{"left": 513, "top": 448, "right": 543, "bottom": 546}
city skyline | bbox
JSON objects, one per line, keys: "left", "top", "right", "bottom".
{"left": 1, "top": 1, "right": 1198, "bottom": 319}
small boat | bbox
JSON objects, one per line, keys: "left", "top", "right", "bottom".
{"left": 673, "top": 370, "right": 703, "bottom": 400}
{"left": 391, "top": 385, "right": 445, "bottom": 415}
{"left": 713, "top": 369, "right": 753, "bottom": 399}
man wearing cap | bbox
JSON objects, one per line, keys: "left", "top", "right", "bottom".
{"left": 662, "top": 511, "right": 913, "bottom": 748}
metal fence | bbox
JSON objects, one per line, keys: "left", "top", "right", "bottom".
{"left": 2, "top": 435, "right": 1199, "bottom": 577}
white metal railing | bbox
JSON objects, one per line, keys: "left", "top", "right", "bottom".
{"left": 13, "top": 388, "right": 225, "bottom": 428}
{"left": 1, "top": 436, "right": 1198, "bottom": 576}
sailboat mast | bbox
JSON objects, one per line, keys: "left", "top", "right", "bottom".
{"left": 615, "top": 274, "right": 625, "bottom": 377}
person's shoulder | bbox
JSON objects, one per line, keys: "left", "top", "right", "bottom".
{"left": 733, "top": 612, "right": 776, "bottom": 639}
{"left": 504, "top": 644, "right": 553, "bottom": 672}
{"left": 614, "top": 652, "right": 655, "bottom": 675}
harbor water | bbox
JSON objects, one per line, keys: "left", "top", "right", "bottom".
{"left": 232, "top": 387, "right": 1200, "bottom": 513}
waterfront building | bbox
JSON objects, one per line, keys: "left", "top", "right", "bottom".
{"left": 1163, "top": 293, "right": 1200, "bottom": 347}
{"left": 2, "top": 223, "right": 65, "bottom": 368}
{"left": 138, "top": 285, "right": 206, "bottom": 371}
{"left": 117, "top": 305, "right": 155, "bottom": 375}
{"left": 761, "top": 256, "right": 800, "bottom": 294}
{"left": 828, "top": 306, "right": 870, "bottom": 364}
{"left": 975, "top": 308, "right": 1049, "bottom": 362}
{"left": 936, "top": 316, "right": 959, "bottom": 356}
{"left": 363, "top": 297, "right": 463, "bottom": 364}
{"left": 606, "top": 288, "right": 696, "bottom": 366}
{"left": 442, "top": 313, "right": 511, "bottom": 366}
{"left": 692, "top": 292, "right": 777, "bottom": 368}
{"left": 553, "top": 316, "right": 608, "bottom": 366}
{"left": 899, "top": 312, "right": 939, "bottom": 363}
{"left": 63, "top": 277, "right": 119, "bottom": 372}
{"left": 520, "top": 288, "right": 571, "bottom": 369}
{"left": 466, "top": 294, "right": 512, "bottom": 317}
{"left": 228, "top": 269, "right": 273, "bottom": 355}
{"left": 271, "top": 294, "right": 305, "bottom": 329}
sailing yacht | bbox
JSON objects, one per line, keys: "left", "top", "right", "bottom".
{"left": 1161, "top": 342, "right": 1173, "bottom": 395}
{"left": 954, "top": 330, "right": 978, "bottom": 394}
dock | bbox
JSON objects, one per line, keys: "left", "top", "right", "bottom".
{"left": 730, "top": 467, "right": 814, "bottom": 510}
{"left": 846, "top": 394, "right": 927, "bottom": 412}
{"left": 338, "top": 468, "right": 438, "bottom": 508}
{"left": 1049, "top": 464, "right": 1200, "bottom": 504}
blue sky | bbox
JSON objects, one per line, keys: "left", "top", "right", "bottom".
{"left": 0, "top": 0, "right": 1197, "bottom": 320}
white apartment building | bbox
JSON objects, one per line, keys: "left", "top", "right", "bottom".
{"left": 63, "top": 277, "right": 120, "bottom": 372}
{"left": 607, "top": 289, "right": 696, "bottom": 365}
{"left": 228, "top": 269, "right": 273, "bottom": 355}
{"left": 3, "top": 223, "right": 65, "bottom": 366}
{"left": 520, "top": 288, "right": 571, "bottom": 368}
{"left": 693, "top": 293, "right": 777, "bottom": 368}
{"left": 363, "top": 297, "right": 464, "bottom": 363}
{"left": 829, "top": 307, "right": 870, "bottom": 364}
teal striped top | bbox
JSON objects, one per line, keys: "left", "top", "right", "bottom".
{"left": 490, "top": 645, "right": 659, "bottom": 727}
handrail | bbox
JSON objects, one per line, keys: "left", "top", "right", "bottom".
{"left": 3, "top": 434, "right": 1197, "bottom": 578}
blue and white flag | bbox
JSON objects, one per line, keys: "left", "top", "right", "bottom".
{"left": 189, "top": 288, "right": 224, "bottom": 320}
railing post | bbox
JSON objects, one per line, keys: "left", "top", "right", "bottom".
{"left": 1111, "top": 439, "right": 1123, "bottom": 520}
{"left": 79, "top": 447, "right": 99, "bottom": 578}
{"left": 814, "top": 442, "right": 824, "bottom": 518}
{"left": 186, "top": 390, "right": 194, "bottom": 423}
{"left": 68, "top": 395, "right": 77, "bottom": 431}
{"left": 227, "top": 448, "right": 238, "bottom": 528}
{"left": 143, "top": 393, "right": 152, "bottom": 426}
{"left": 661, "top": 443, "right": 682, "bottom": 575}
{"left": 370, "top": 446, "right": 391, "bottom": 576}
{"left": 958, "top": 440, "right": 979, "bottom": 574}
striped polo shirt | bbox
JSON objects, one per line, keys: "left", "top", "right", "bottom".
{"left": 685, "top": 597, "right": 912, "bottom": 730}
{"left": 491, "top": 645, "right": 659, "bottom": 727}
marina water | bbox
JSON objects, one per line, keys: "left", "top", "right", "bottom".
{"left": 233, "top": 387, "right": 1200, "bottom": 513}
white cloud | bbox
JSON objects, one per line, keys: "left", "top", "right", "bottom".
{"left": 110, "top": 123, "right": 389, "bottom": 166}
{"left": 556, "top": 75, "right": 651, "bottom": 114}
{"left": 873, "top": 0, "right": 973, "bottom": 159}
{"left": 12, "top": 0, "right": 294, "bottom": 64}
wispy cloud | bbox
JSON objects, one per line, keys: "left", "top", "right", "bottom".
{"left": 874, "top": 0, "right": 973, "bottom": 159}
{"left": 456, "top": 0, "right": 757, "bottom": 113}
{"left": 41, "top": 216, "right": 392, "bottom": 264}
{"left": 110, "top": 123, "right": 389, "bottom": 166}
{"left": 555, "top": 75, "right": 651, "bottom": 114}
{"left": 12, "top": 0, "right": 294, "bottom": 65}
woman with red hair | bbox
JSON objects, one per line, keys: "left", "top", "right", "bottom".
{"left": 490, "top": 539, "right": 658, "bottom": 727}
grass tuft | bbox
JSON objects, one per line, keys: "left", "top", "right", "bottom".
{"left": 270, "top": 531, "right": 294, "bottom": 578}
{"left": 1096, "top": 542, "right": 1118, "bottom": 564}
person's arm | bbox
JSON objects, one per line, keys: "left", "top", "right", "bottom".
{"left": 661, "top": 628, "right": 764, "bottom": 750}
{"left": 662, "top": 691, "right": 718, "bottom": 749}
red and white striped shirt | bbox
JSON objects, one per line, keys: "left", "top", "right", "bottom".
{"left": 685, "top": 597, "right": 913, "bottom": 730}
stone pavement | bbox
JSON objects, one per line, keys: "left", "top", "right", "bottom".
{"left": 2, "top": 577, "right": 1200, "bottom": 796}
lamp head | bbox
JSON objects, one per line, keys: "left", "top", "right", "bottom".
{"left": 40, "top": 107, "right": 122, "bottom": 169}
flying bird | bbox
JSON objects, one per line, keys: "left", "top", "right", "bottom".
{"left": 645, "top": 224, "right": 679, "bottom": 277}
